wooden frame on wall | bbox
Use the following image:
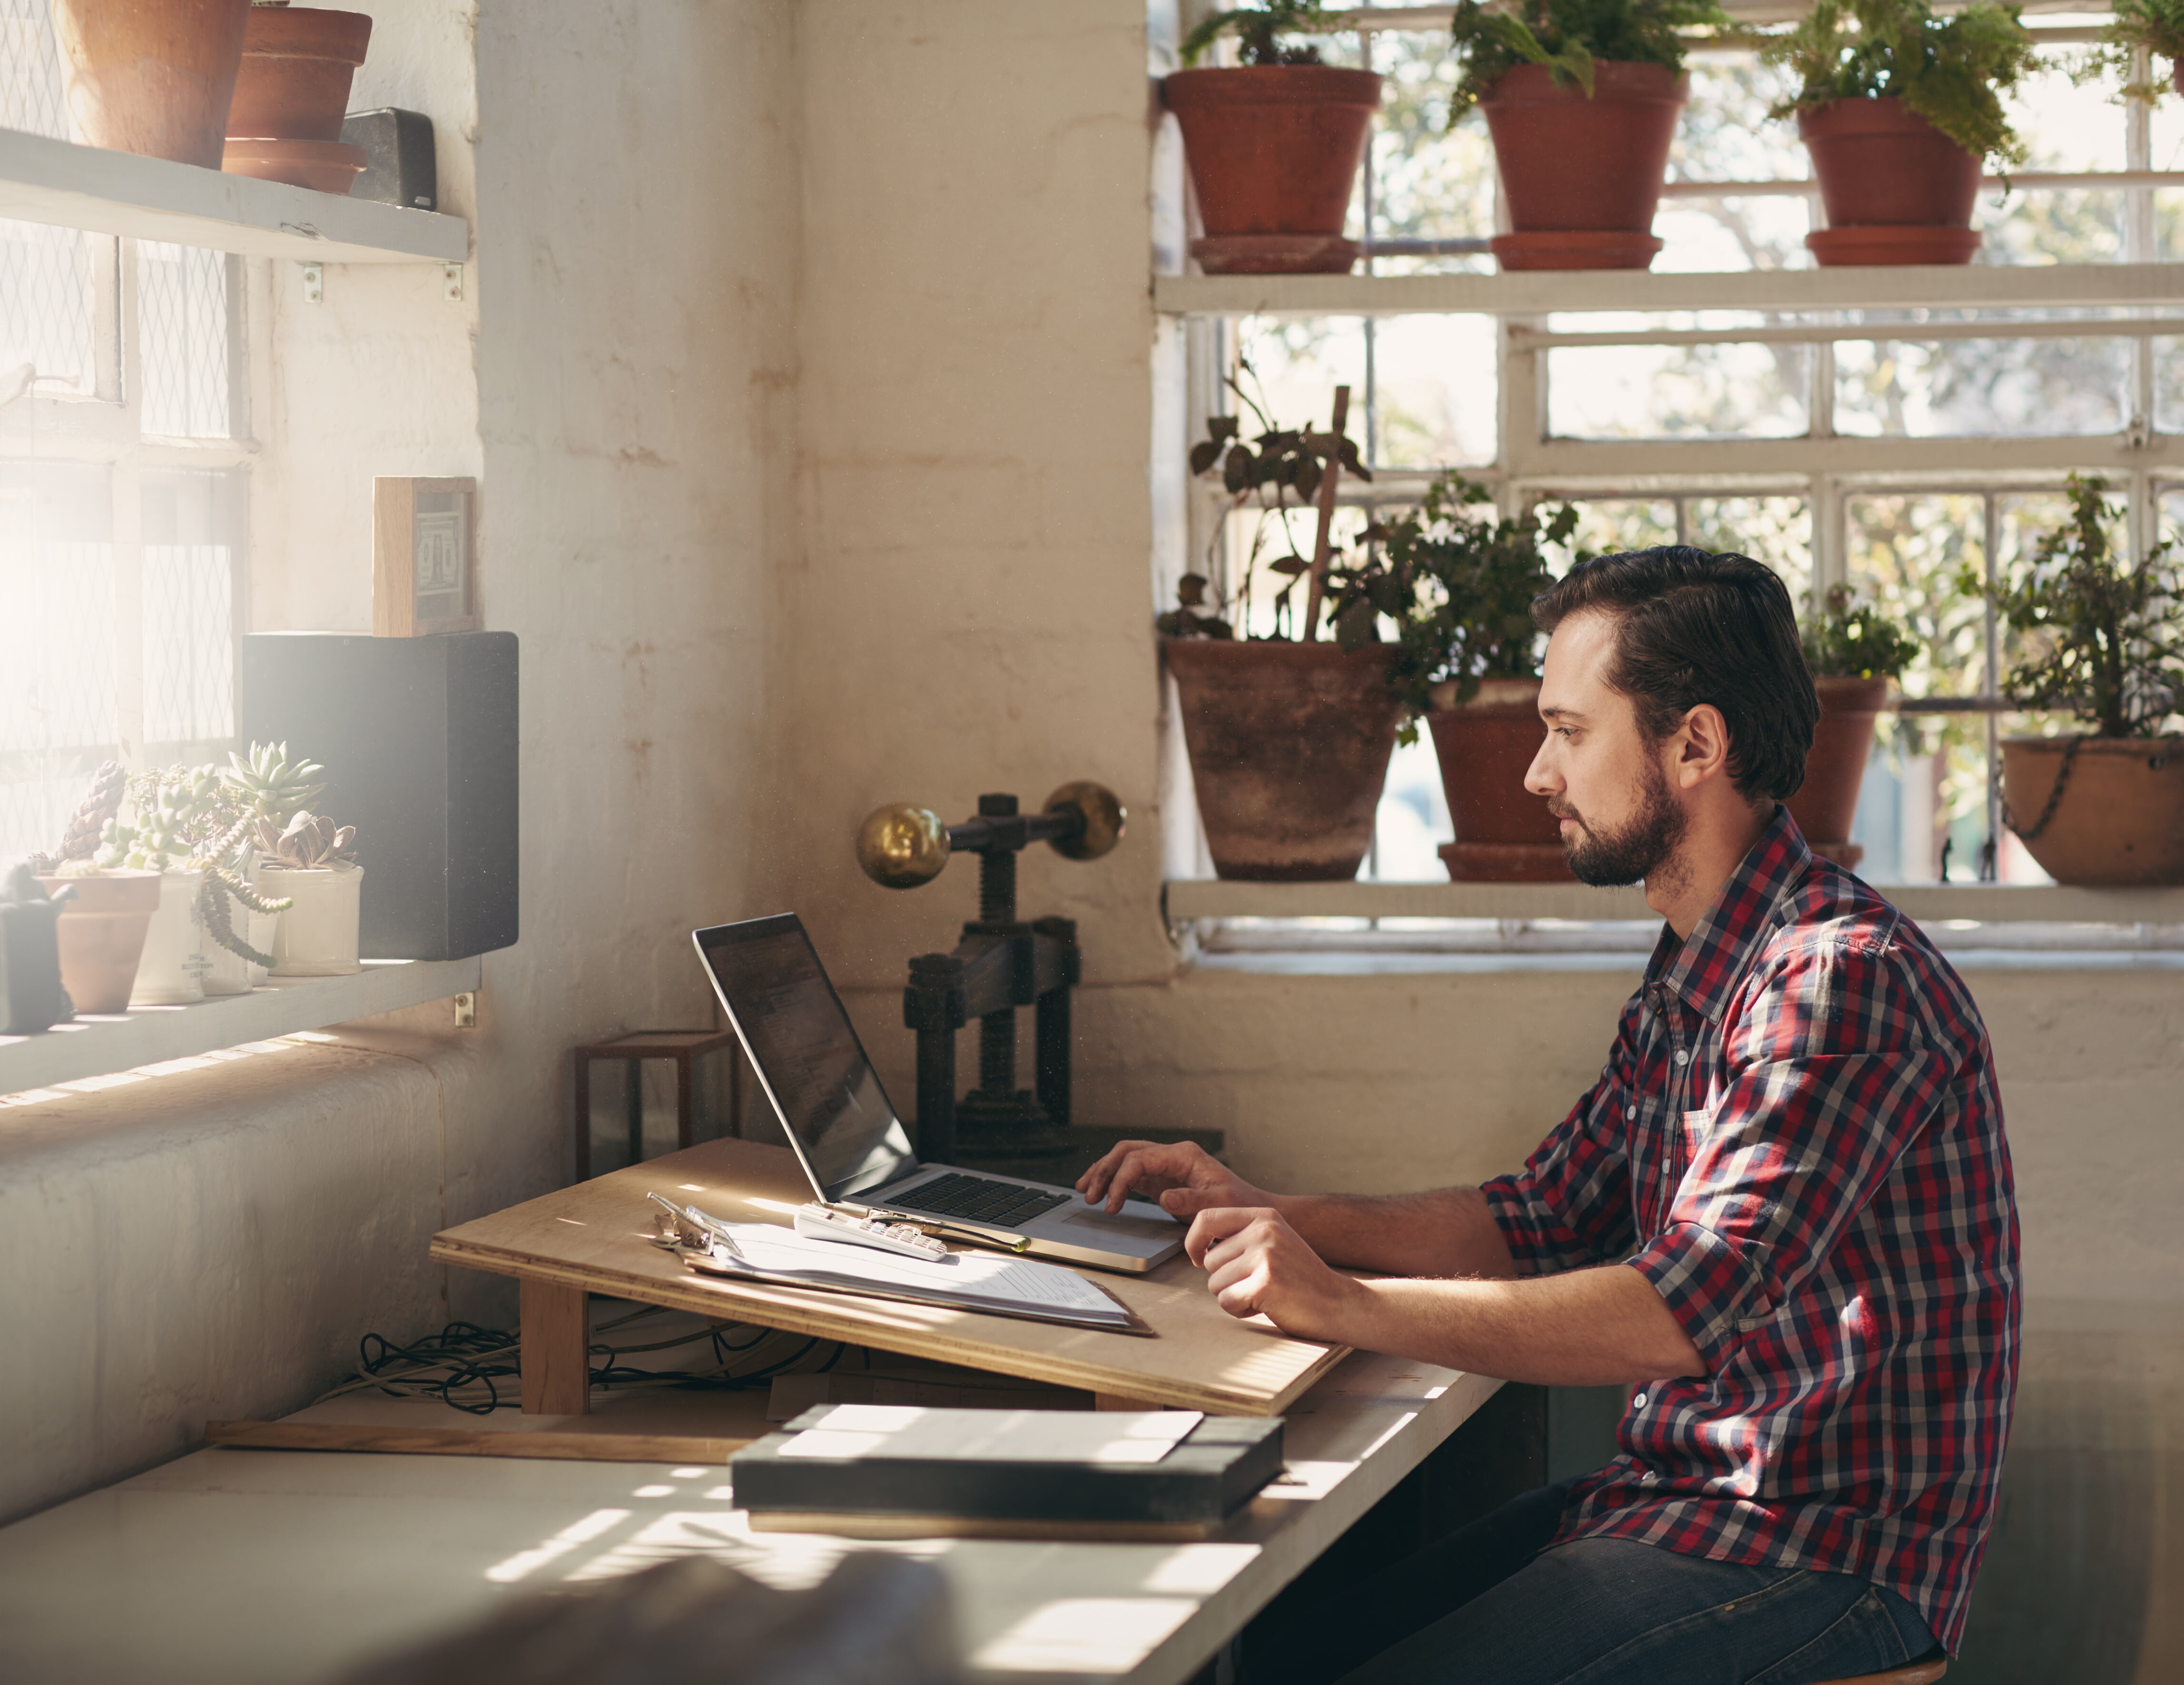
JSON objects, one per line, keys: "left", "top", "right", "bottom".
{"left": 374, "top": 476, "right": 480, "bottom": 636}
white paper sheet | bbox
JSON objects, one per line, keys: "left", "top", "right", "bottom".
{"left": 779, "top": 1403, "right": 1203, "bottom": 1463}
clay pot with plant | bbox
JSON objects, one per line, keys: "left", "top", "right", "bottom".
{"left": 1379, "top": 473, "right": 1582, "bottom": 882}
{"left": 1760, "top": 0, "right": 2037, "bottom": 266}
{"left": 1789, "top": 585, "right": 1921, "bottom": 869}
{"left": 223, "top": 0, "right": 373, "bottom": 195}
{"left": 257, "top": 811, "right": 363, "bottom": 974}
{"left": 1165, "top": 0, "right": 1383, "bottom": 275}
{"left": 1965, "top": 475, "right": 2184, "bottom": 886}
{"left": 1446, "top": 0, "right": 1728, "bottom": 271}
{"left": 50, "top": 0, "right": 251, "bottom": 167}
{"left": 1162, "top": 376, "right": 1402, "bottom": 881}
{"left": 2077, "top": 0, "right": 2184, "bottom": 101}
{"left": 29, "top": 761, "right": 158, "bottom": 1016}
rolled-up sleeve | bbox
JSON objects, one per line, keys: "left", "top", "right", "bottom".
{"left": 1483, "top": 1041, "right": 1639, "bottom": 1277}
{"left": 1627, "top": 940, "right": 1956, "bottom": 1370}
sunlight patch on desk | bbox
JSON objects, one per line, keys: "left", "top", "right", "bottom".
{"left": 1257, "top": 1459, "right": 1348, "bottom": 1500}
{"left": 1138, "top": 1542, "right": 1259, "bottom": 1595}
{"left": 1354, "top": 1410, "right": 1418, "bottom": 1464}
{"left": 482, "top": 1508, "right": 632, "bottom": 1584}
{"left": 630, "top": 1485, "right": 677, "bottom": 1498}
{"left": 972, "top": 1596, "right": 1199, "bottom": 1672}
{"left": 559, "top": 1511, "right": 955, "bottom": 1590}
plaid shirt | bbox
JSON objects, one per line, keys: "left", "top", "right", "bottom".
{"left": 1483, "top": 808, "right": 2019, "bottom": 1656}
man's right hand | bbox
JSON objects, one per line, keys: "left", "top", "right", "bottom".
{"left": 1075, "top": 1140, "right": 1273, "bottom": 1219}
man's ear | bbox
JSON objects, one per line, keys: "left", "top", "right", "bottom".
{"left": 1672, "top": 703, "right": 1732, "bottom": 792}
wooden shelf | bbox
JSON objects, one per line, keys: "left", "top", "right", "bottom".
{"left": 0, "top": 126, "right": 467, "bottom": 264}
{"left": 0, "top": 956, "right": 480, "bottom": 1098}
{"left": 1166, "top": 879, "right": 2184, "bottom": 925}
{"left": 1154, "top": 263, "right": 2184, "bottom": 320}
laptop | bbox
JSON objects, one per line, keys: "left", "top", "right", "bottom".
{"left": 692, "top": 914, "right": 1185, "bottom": 1274}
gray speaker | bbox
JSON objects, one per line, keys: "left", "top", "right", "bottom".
{"left": 236, "top": 632, "right": 518, "bottom": 961}
{"left": 341, "top": 108, "right": 437, "bottom": 212}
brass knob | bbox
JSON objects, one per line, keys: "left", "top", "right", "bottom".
{"left": 856, "top": 803, "right": 951, "bottom": 888}
{"left": 1044, "top": 781, "right": 1126, "bottom": 861}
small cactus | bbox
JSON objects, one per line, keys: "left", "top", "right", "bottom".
{"left": 256, "top": 811, "right": 358, "bottom": 870}
{"left": 220, "top": 741, "right": 327, "bottom": 826}
{"left": 55, "top": 760, "right": 127, "bottom": 863}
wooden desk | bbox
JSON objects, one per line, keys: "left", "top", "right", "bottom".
{"left": 0, "top": 1350, "right": 1501, "bottom": 1685}
{"left": 432, "top": 1138, "right": 1350, "bottom": 1417}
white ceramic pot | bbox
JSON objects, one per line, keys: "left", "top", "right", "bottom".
{"left": 130, "top": 869, "right": 208, "bottom": 1005}
{"left": 266, "top": 864, "right": 364, "bottom": 976}
{"left": 199, "top": 851, "right": 282, "bottom": 995}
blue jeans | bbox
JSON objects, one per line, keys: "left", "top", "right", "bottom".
{"left": 1243, "top": 1479, "right": 1941, "bottom": 1685}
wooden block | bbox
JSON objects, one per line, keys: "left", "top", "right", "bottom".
{"left": 520, "top": 1279, "right": 590, "bottom": 1414}
{"left": 433, "top": 1137, "right": 1349, "bottom": 1418}
{"left": 373, "top": 475, "right": 480, "bottom": 637}
{"left": 206, "top": 1420, "right": 751, "bottom": 1465}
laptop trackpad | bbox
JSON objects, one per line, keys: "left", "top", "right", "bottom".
{"left": 1060, "top": 1208, "right": 1182, "bottom": 1243}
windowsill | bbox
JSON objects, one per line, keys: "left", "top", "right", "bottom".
{"left": 0, "top": 956, "right": 481, "bottom": 1101}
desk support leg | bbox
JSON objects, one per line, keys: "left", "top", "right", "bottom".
{"left": 521, "top": 1281, "right": 590, "bottom": 1415}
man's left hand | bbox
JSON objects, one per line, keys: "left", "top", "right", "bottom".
{"left": 1188, "top": 1206, "right": 1364, "bottom": 1342}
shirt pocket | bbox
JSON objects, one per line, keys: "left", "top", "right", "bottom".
{"left": 1673, "top": 1106, "right": 1715, "bottom": 1194}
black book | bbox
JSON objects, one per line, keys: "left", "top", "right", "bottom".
{"left": 730, "top": 1406, "right": 1283, "bottom": 1529}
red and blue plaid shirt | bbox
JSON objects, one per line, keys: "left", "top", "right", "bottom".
{"left": 1483, "top": 808, "right": 2019, "bottom": 1656}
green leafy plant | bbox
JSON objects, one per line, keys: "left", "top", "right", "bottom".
{"left": 1757, "top": 0, "right": 2039, "bottom": 167}
{"left": 1371, "top": 472, "right": 1581, "bottom": 739}
{"left": 95, "top": 764, "right": 295, "bottom": 966}
{"left": 1181, "top": 0, "right": 1330, "bottom": 68}
{"left": 1802, "top": 583, "right": 1923, "bottom": 679}
{"left": 256, "top": 811, "right": 358, "bottom": 870}
{"left": 220, "top": 740, "right": 327, "bottom": 828}
{"left": 1963, "top": 474, "right": 2184, "bottom": 739}
{"left": 1163, "top": 368, "right": 1372, "bottom": 641}
{"left": 2075, "top": 0, "right": 2184, "bottom": 102}
{"left": 1446, "top": 0, "right": 1730, "bottom": 118}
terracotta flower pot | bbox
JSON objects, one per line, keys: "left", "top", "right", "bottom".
{"left": 51, "top": 0, "right": 252, "bottom": 168}
{"left": 1798, "top": 97, "right": 1983, "bottom": 267}
{"left": 1479, "top": 62, "right": 1686, "bottom": 272}
{"left": 1166, "top": 639, "right": 1400, "bottom": 880}
{"left": 34, "top": 871, "right": 161, "bottom": 1016}
{"left": 1784, "top": 676, "right": 1889, "bottom": 870}
{"left": 223, "top": 5, "right": 370, "bottom": 191}
{"left": 1999, "top": 737, "right": 2184, "bottom": 886}
{"left": 1424, "top": 679, "right": 1572, "bottom": 882}
{"left": 1163, "top": 67, "right": 1382, "bottom": 274}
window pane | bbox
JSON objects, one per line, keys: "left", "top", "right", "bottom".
{"left": 2155, "top": 337, "right": 2184, "bottom": 436}
{"left": 1554, "top": 499, "right": 1677, "bottom": 562}
{"left": 0, "top": 218, "right": 96, "bottom": 397}
{"left": 1368, "top": 28, "right": 1496, "bottom": 275}
{"left": 140, "top": 468, "right": 243, "bottom": 752}
{"left": 0, "top": 461, "right": 117, "bottom": 860}
{"left": 1686, "top": 496, "right": 1811, "bottom": 605}
{"left": 1370, "top": 314, "right": 1496, "bottom": 467}
{"left": 138, "top": 242, "right": 237, "bottom": 438}
{"left": 0, "top": 0, "right": 69, "bottom": 138}
{"left": 1974, "top": 53, "right": 2126, "bottom": 266}
{"left": 1547, "top": 337, "right": 1810, "bottom": 439}
{"left": 1368, "top": 734, "right": 1452, "bottom": 881}
{"left": 1661, "top": 55, "right": 1813, "bottom": 273}
{"left": 1236, "top": 317, "right": 1366, "bottom": 443}
{"left": 1833, "top": 337, "right": 2128, "bottom": 437}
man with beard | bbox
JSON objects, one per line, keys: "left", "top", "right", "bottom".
{"left": 1078, "top": 548, "right": 2017, "bottom": 1685}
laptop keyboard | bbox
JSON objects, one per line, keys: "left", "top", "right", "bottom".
{"left": 887, "top": 1172, "right": 1072, "bottom": 1231}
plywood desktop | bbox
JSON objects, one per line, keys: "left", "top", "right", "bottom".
{"left": 431, "top": 1137, "right": 1349, "bottom": 1417}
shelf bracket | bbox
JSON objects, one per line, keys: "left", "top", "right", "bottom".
{"left": 298, "top": 262, "right": 323, "bottom": 305}
{"left": 443, "top": 261, "right": 464, "bottom": 303}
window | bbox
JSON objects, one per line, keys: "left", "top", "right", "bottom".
{"left": 1176, "top": 9, "right": 2184, "bottom": 907}
{"left": 1, "top": 1, "right": 249, "bottom": 860}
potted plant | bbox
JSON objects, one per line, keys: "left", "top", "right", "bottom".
{"left": 257, "top": 812, "right": 363, "bottom": 974}
{"left": 27, "top": 762, "right": 160, "bottom": 1016}
{"left": 1166, "top": 0, "right": 1383, "bottom": 275}
{"left": 1376, "top": 473, "right": 1580, "bottom": 881}
{"left": 222, "top": 0, "right": 372, "bottom": 195}
{"left": 50, "top": 0, "right": 252, "bottom": 167}
{"left": 90, "top": 768, "right": 221, "bottom": 1005}
{"left": 1967, "top": 476, "right": 2184, "bottom": 885}
{"left": 1790, "top": 585, "right": 1921, "bottom": 868}
{"left": 198, "top": 741, "right": 325, "bottom": 992}
{"left": 1162, "top": 379, "right": 1397, "bottom": 881}
{"left": 1759, "top": 0, "right": 2037, "bottom": 266}
{"left": 2076, "top": 0, "right": 2184, "bottom": 100}
{"left": 1446, "top": 0, "right": 1729, "bottom": 271}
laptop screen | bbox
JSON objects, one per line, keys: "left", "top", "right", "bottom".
{"left": 692, "top": 914, "right": 917, "bottom": 1203}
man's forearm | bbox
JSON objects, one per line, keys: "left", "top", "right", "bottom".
{"left": 1272, "top": 1185, "right": 1519, "bottom": 1280}
{"left": 1343, "top": 1262, "right": 1706, "bottom": 1387}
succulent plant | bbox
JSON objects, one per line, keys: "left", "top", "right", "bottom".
{"left": 256, "top": 811, "right": 358, "bottom": 871}
{"left": 38, "top": 760, "right": 128, "bottom": 870}
{"left": 220, "top": 741, "right": 327, "bottom": 827}
{"left": 92, "top": 763, "right": 296, "bottom": 967}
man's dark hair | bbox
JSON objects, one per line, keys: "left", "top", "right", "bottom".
{"left": 1531, "top": 546, "right": 1820, "bottom": 803}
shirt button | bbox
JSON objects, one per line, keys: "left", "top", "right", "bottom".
{"left": 1633, "top": 1392, "right": 1648, "bottom": 1409}
{"left": 1674, "top": 1050, "right": 1689, "bottom": 1066}
{"left": 1625, "top": 1104, "right": 1637, "bottom": 1120}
